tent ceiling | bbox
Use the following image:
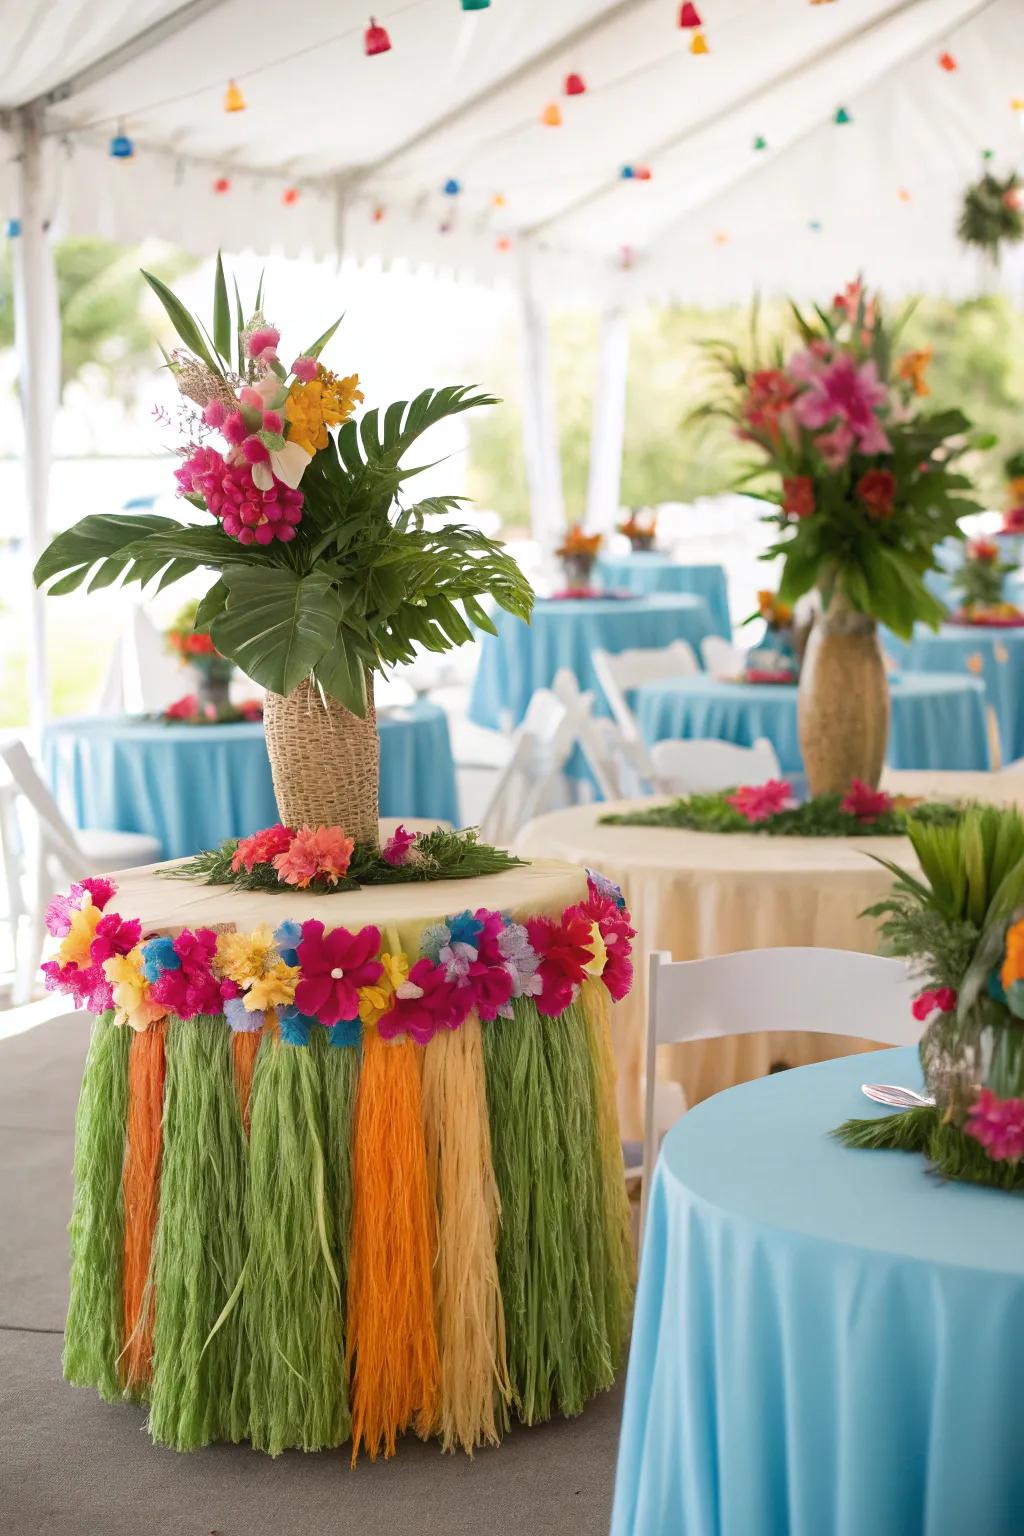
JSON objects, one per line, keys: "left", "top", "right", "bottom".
{"left": 1, "top": 0, "right": 1022, "bottom": 303}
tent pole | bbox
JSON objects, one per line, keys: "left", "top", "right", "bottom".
{"left": 516, "top": 256, "right": 563, "bottom": 545}
{"left": 585, "top": 303, "right": 630, "bottom": 534}
{"left": 13, "top": 104, "right": 58, "bottom": 734}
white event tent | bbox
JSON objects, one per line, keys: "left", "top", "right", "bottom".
{"left": 2, "top": 0, "right": 1023, "bottom": 722}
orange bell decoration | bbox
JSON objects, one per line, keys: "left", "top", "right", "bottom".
{"left": 678, "top": 2, "right": 702, "bottom": 27}
{"left": 564, "top": 72, "right": 586, "bottom": 96}
{"left": 491, "top": 191, "right": 506, "bottom": 207}
{"left": 365, "top": 16, "right": 392, "bottom": 55}
{"left": 938, "top": 50, "right": 957, "bottom": 71}
{"left": 540, "top": 101, "right": 563, "bottom": 127}
{"left": 897, "top": 187, "right": 912, "bottom": 202}
{"left": 633, "top": 165, "right": 652, "bottom": 181}
{"left": 496, "top": 235, "right": 512, "bottom": 252}
{"left": 282, "top": 186, "right": 300, "bottom": 206}
{"left": 690, "top": 31, "right": 709, "bottom": 54}
{"left": 223, "top": 80, "right": 246, "bottom": 113}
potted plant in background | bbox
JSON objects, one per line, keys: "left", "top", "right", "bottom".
{"left": 701, "top": 280, "right": 985, "bottom": 794}
{"left": 555, "top": 524, "right": 603, "bottom": 590}
{"left": 34, "top": 257, "right": 533, "bottom": 844}
{"left": 618, "top": 508, "right": 657, "bottom": 552}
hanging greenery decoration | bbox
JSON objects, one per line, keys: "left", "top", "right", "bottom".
{"left": 957, "top": 169, "right": 1024, "bottom": 261}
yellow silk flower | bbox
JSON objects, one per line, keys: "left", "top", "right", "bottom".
{"left": 244, "top": 960, "right": 299, "bottom": 1012}
{"left": 359, "top": 951, "right": 409, "bottom": 1026}
{"left": 216, "top": 924, "right": 278, "bottom": 987}
{"left": 102, "top": 947, "right": 167, "bottom": 1033}
{"left": 284, "top": 370, "right": 364, "bottom": 456}
{"left": 582, "top": 921, "right": 608, "bottom": 979}
{"left": 58, "top": 899, "right": 102, "bottom": 968}
{"left": 1002, "top": 917, "right": 1024, "bottom": 993}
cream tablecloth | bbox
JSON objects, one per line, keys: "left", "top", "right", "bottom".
{"left": 514, "top": 770, "right": 1024, "bottom": 1137}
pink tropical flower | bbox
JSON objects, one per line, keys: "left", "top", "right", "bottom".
{"left": 911, "top": 987, "right": 957, "bottom": 1022}
{"left": 814, "top": 422, "right": 855, "bottom": 470}
{"left": 964, "top": 1088, "right": 1024, "bottom": 1162}
{"left": 291, "top": 355, "right": 319, "bottom": 382}
{"left": 525, "top": 910, "right": 595, "bottom": 1016}
{"left": 841, "top": 779, "right": 893, "bottom": 823}
{"left": 148, "top": 928, "right": 231, "bottom": 1019}
{"left": 89, "top": 912, "right": 142, "bottom": 964}
{"left": 295, "top": 922, "right": 382, "bottom": 1025}
{"left": 726, "top": 780, "right": 796, "bottom": 824}
{"left": 741, "top": 369, "right": 798, "bottom": 443}
{"left": 378, "top": 956, "right": 471, "bottom": 1044}
{"left": 273, "top": 825, "right": 355, "bottom": 888}
{"left": 174, "top": 444, "right": 227, "bottom": 497}
{"left": 44, "top": 878, "right": 115, "bottom": 937}
{"left": 794, "top": 354, "right": 891, "bottom": 457}
{"left": 231, "top": 823, "right": 294, "bottom": 873}
{"left": 247, "top": 325, "right": 281, "bottom": 361}
{"left": 567, "top": 888, "right": 637, "bottom": 1001}
{"left": 381, "top": 824, "right": 418, "bottom": 867}
{"left": 40, "top": 958, "right": 113, "bottom": 1013}
{"left": 165, "top": 694, "right": 198, "bottom": 720}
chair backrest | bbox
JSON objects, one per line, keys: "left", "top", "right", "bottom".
{"left": 0, "top": 740, "right": 83, "bottom": 865}
{"left": 95, "top": 607, "right": 189, "bottom": 715}
{"left": 700, "top": 635, "right": 744, "bottom": 678}
{"left": 649, "top": 735, "right": 781, "bottom": 795}
{"left": 592, "top": 641, "right": 699, "bottom": 741}
{"left": 641, "top": 946, "right": 921, "bottom": 1234}
{"left": 480, "top": 685, "right": 582, "bottom": 844}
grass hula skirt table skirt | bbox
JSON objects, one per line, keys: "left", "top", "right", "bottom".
{"left": 54, "top": 859, "right": 635, "bottom": 1461}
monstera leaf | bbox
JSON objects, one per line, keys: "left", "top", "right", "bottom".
{"left": 211, "top": 567, "right": 343, "bottom": 697}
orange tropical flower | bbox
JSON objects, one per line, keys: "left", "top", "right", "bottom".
{"left": 896, "top": 347, "right": 932, "bottom": 397}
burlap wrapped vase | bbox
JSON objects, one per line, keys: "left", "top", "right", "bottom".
{"left": 263, "top": 675, "right": 380, "bottom": 845}
{"left": 797, "top": 591, "right": 890, "bottom": 795}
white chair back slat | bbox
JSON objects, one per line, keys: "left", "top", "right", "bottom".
{"left": 592, "top": 642, "right": 699, "bottom": 743}
{"left": 700, "top": 635, "right": 745, "bottom": 678}
{"left": 480, "top": 681, "right": 588, "bottom": 844}
{"left": 649, "top": 736, "right": 781, "bottom": 795}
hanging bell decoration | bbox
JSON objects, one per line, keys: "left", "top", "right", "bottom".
{"left": 496, "top": 235, "right": 512, "bottom": 252}
{"left": 461, "top": 0, "right": 490, "bottom": 9}
{"left": 492, "top": 191, "right": 506, "bottom": 207}
{"left": 371, "top": 204, "right": 385, "bottom": 222}
{"left": 620, "top": 164, "right": 635, "bottom": 179}
{"left": 443, "top": 176, "right": 462, "bottom": 195}
{"left": 540, "top": 102, "right": 563, "bottom": 126}
{"left": 109, "top": 126, "right": 134, "bottom": 159}
{"left": 678, "top": 2, "right": 702, "bottom": 26}
{"left": 633, "top": 165, "right": 652, "bottom": 181}
{"left": 713, "top": 230, "right": 729, "bottom": 245}
{"left": 224, "top": 80, "right": 246, "bottom": 112}
{"left": 213, "top": 176, "right": 231, "bottom": 194}
{"left": 282, "top": 186, "right": 300, "bottom": 206}
{"left": 834, "top": 106, "right": 852, "bottom": 124}
{"left": 365, "top": 16, "right": 392, "bottom": 55}
{"left": 753, "top": 134, "right": 767, "bottom": 151}
{"left": 938, "top": 51, "right": 957, "bottom": 71}
{"left": 564, "top": 72, "right": 586, "bottom": 96}
{"left": 690, "top": 31, "right": 709, "bottom": 55}
{"left": 6, "top": 218, "right": 21, "bottom": 237}
{"left": 897, "top": 187, "right": 912, "bottom": 202}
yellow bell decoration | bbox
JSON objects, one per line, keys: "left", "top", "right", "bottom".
{"left": 540, "top": 102, "right": 562, "bottom": 127}
{"left": 690, "top": 31, "right": 709, "bottom": 55}
{"left": 224, "top": 80, "right": 246, "bottom": 113}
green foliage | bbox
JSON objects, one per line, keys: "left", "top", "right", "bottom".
{"left": 601, "top": 791, "right": 960, "bottom": 838}
{"left": 957, "top": 171, "right": 1024, "bottom": 261}
{"left": 949, "top": 541, "right": 1016, "bottom": 612}
{"left": 834, "top": 1106, "right": 1024, "bottom": 1192}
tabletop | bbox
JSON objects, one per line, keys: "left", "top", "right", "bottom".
{"left": 594, "top": 554, "right": 732, "bottom": 636}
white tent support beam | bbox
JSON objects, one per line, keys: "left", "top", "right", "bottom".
{"left": 585, "top": 304, "right": 630, "bottom": 535}
{"left": 36, "top": 0, "right": 233, "bottom": 109}
{"left": 13, "top": 103, "right": 60, "bottom": 732}
{"left": 517, "top": 253, "right": 564, "bottom": 545}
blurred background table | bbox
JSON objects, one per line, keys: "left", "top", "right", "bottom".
{"left": 469, "top": 593, "right": 715, "bottom": 733}
{"left": 636, "top": 671, "right": 991, "bottom": 775}
{"left": 594, "top": 554, "right": 731, "bottom": 637}
{"left": 612, "top": 1050, "right": 1024, "bottom": 1536}
{"left": 884, "top": 625, "right": 1024, "bottom": 766}
{"left": 43, "top": 700, "right": 460, "bottom": 859}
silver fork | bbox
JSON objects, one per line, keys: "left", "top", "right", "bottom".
{"left": 861, "top": 1083, "right": 936, "bottom": 1110}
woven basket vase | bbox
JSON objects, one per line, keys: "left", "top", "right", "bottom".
{"left": 263, "top": 675, "right": 380, "bottom": 845}
{"left": 797, "top": 593, "right": 890, "bottom": 796}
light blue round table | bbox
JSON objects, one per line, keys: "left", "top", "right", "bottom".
{"left": 636, "top": 672, "right": 991, "bottom": 774}
{"left": 468, "top": 593, "right": 715, "bottom": 733}
{"left": 883, "top": 626, "right": 1024, "bottom": 766}
{"left": 595, "top": 554, "right": 732, "bottom": 637}
{"left": 612, "top": 1048, "right": 1024, "bottom": 1536}
{"left": 42, "top": 701, "right": 460, "bottom": 859}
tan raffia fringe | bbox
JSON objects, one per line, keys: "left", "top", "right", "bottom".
{"left": 263, "top": 674, "right": 380, "bottom": 845}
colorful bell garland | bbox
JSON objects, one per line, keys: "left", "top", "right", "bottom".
{"left": 223, "top": 80, "right": 246, "bottom": 112}
{"left": 620, "top": 164, "right": 635, "bottom": 179}
{"left": 109, "top": 127, "right": 134, "bottom": 159}
{"left": 212, "top": 176, "right": 231, "bottom": 195}
{"left": 496, "top": 235, "right": 512, "bottom": 252}
{"left": 834, "top": 105, "right": 852, "bottom": 125}
{"left": 282, "top": 186, "right": 300, "bottom": 206}
{"left": 753, "top": 134, "right": 767, "bottom": 151}
{"left": 491, "top": 191, "right": 506, "bottom": 207}
{"left": 678, "top": 2, "right": 702, "bottom": 26}
{"left": 690, "top": 31, "right": 709, "bottom": 54}
{"left": 371, "top": 204, "right": 385, "bottom": 222}
{"left": 461, "top": 0, "right": 491, "bottom": 9}
{"left": 564, "top": 72, "right": 586, "bottom": 96}
{"left": 365, "top": 16, "right": 392, "bottom": 55}
{"left": 540, "top": 102, "right": 562, "bottom": 126}
{"left": 6, "top": 219, "right": 21, "bottom": 237}
{"left": 633, "top": 165, "right": 652, "bottom": 181}
{"left": 443, "top": 176, "right": 462, "bottom": 195}
{"left": 938, "top": 51, "right": 957, "bottom": 71}
{"left": 898, "top": 186, "right": 912, "bottom": 202}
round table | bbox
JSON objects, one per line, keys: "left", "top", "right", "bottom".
{"left": 468, "top": 593, "right": 715, "bottom": 734}
{"left": 612, "top": 1049, "right": 1024, "bottom": 1536}
{"left": 42, "top": 702, "right": 460, "bottom": 859}
{"left": 636, "top": 671, "right": 991, "bottom": 775}
{"left": 595, "top": 555, "right": 731, "bottom": 637}
{"left": 884, "top": 625, "right": 1024, "bottom": 766}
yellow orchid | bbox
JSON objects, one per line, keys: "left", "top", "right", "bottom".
{"left": 216, "top": 924, "right": 278, "bottom": 987}
{"left": 284, "top": 370, "right": 364, "bottom": 457}
{"left": 243, "top": 960, "right": 299, "bottom": 1012}
{"left": 102, "top": 947, "right": 167, "bottom": 1033}
{"left": 58, "top": 899, "right": 102, "bottom": 969}
{"left": 582, "top": 922, "right": 608, "bottom": 979}
{"left": 359, "top": 950, "right": 409, "bottom": 1026}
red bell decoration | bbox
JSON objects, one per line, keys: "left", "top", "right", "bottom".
{"left": 678, "top": 3, "right": 702, "bottom": 27}
{"left": 282, "top": 186, "right": 300, "bottom": 206}
{"left": 633, "top": 165, "right": 652, "bottom": 181}
{"left": 496, "top": 235, "right": 512, "bottom": 252}
{"left": 213, "top": 176, "right": 231, "bottom": 195}
{"left": 564, "top": 72, "right": 586, "bottom": 96}
{"left": 364, "top": 16, "right": 392, "bottom": 55}
{"left": 938, "top": 51, "right": 957, "bottom": 71}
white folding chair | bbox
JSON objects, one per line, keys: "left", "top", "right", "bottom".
{"left": 640, "top": 947, "right": 922, "bottom": 1236}
{"left": 0, "top": 740, "right": 162, "bottom": 1002}
{"left": 648, "top": 736, "right": 781, "bottom": 795}
{"left": 592, "top": 641, "right": 699, "bottom": 744}
{"left": 478, "top": 685, "right": 585, "bottom": 845}
{"left": 700, "top": 635, "right": 744, "bottom": 678}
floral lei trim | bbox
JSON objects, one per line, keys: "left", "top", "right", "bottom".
{"left": 40, "top": 868, "right": 634, "bottom": 1047}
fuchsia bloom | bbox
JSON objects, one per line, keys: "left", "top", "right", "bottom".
{"left": 726, "top": 780, "right": 796, "bottom": 824}
{"left": 262, "top": 410, "right": 283, "bottom": 435}
{"left": 458, "top": 907, "right": 515, "bottom": 1022}
{"left": 202, "top": 399, "right": 228, "bottom": 429}
{"left": 911, "top": 987, "right": 957, "bottom": 1022}
{"left": 41, "top": 957, "right": 114, "bottom": 1013}
{"left": 525, "top": 909, "right": 596, "bottom": 1017}
{"left": 273, "top": 825, "right": 355, "bottom": 888}
{"left": 175, "top": 444, "right": 227, "bottom": 497}
{"left": 44, "top": 878, "right": 115, "bottom": 937}
{"left": 222, "top": 411, "right": 249, "bottom": 446}
{"left": 205, "top": 460, "right": 302, "bottom": 544}
{"left": 378, "top": 956, "right": 472, "bottom": 1044}
{"left": 231, "top": 823, "right": 295, "bottom": 873}
{"left": 291, "top": 355, "right": 318, "bottom": 382}
{"left": 165, "top": 693, "right": 199, "bottom": 720}
{"left": 794, "top": 354, "right": 891, "bottom": 458}
{"left": 294, "top": 921, "right": 382, "bottom": 1026}
{"left": 89, "top": 912, "right": 142, "bottom": 964}
{"left": 841, "top": 779, "right": 893, "bottom": 823}
{"left": 964, "top": 1088, "right": 1024, "bottom": 1163}
{"left": 247, "top": 326, "right": 281, "bottom": 362}
{"left": 381, "top": 824, "right": 418, "bottom": 867}
{"left": 148, "top": 928, "right": 232, "bottom": 1019}
{"left": 568, "top": 884, "right": 638, "bottom": 1001}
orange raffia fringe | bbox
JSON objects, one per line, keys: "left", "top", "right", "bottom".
{"left": 421, "top": 1015, "right": 512, "bottom": 1454}
{"left": 231, "top": 1026, "right": 264, "bottom": 1135}
{"left": 120, "top": 1021, "right": 166, "bottom": 1392}
{"left": 347, "top": 1028, "right": 440, "bottom": 1462}
{"left": 581, "top": 979, "right": 636, "bottom": 1355}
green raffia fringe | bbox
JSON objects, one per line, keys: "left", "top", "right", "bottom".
{"left": 243, "top": 1036, "right": 350, "bottom": 1454}
{"left": 312, "top": 1027, "right": 359, "bottom": 1312}
{"left": 63, "top": 1013, "right": 131, "bottom": 1401}
{"left": 483, "top": 998, "right": 618, "bottom": 1425}
{"left": 148, "top": 1017, "right": 250, "bottom": 1449}
{"left": 834, "top": 1108, "right": 1024, "bottom": 1192}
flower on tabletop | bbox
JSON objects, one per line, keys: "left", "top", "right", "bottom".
{"left": 378, "top": 956, "right": 470, "bottom": 1045}
{"left": 856, "top": 468, "right": 897, "bottom": 521}
{"left": 840, "top": 779, "right": 893, "bottom": 823}
{"left": 567, "top": 889, "right": 636, "bottom": 1000}
{"left": 225, "top": 995, "right": 265, "bottom": 1033}
{"left": 725, "top": 780, "right": 796, "bottom": 824}
{"left": 284, "top": 370, "right": 364, "bottom": 456}
{"left": 358, "top": 950, "right": 409, "bottom": 1026}
{"left": 896, "top": 347, "right": 932, "bottom": 397}
{"left": 794, "top": 354, "right": 891, "bottom": 457}
{"left": 215, "top": 923, "right": 278, "bottom": 985}
{"left": 55, "top": 899, "right": 104, "bottom": 969}
{"left": 231, "top": 823, "right": 294, "bottom": 873}
{"left": 782, "top": 475, "right": 815, "bottom": 520}
{"left": 525, "top": 909, "right": 595, "bottom": 1016}
{"left": 102, "top": 947, "right": 168, "bottom": 1033}
{"left": 40, "top": 956, "right": 113, "bottom": 1013}
{"left": 964, "top": 1088, "right": 1024, "bottom": 1163}
{"left": 273, "top": 824, "right": 355, "bottom": 888}
{"left": 381, "top": 824, "right": 418, "bottom": 866}
{"left": 243, "top": 959, "right": 299, "bottom": 1013}
{"left": 586, "top": 868, "right": 627, "bottom": 911}
{"left": 910, "top": 986, "right": 958, "bottom": 1022}
{"left": 294, "top": 921, "right": 382, "bottom": 1026}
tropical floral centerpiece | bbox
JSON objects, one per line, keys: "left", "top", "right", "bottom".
{"left": 601, "top": 778, "right": 959, "bottom": 838}
{"left": 617, "top": 509, "right": 657, "bottom": 552}
{"left": 555, "top": 524, "right": 602, "bottom": 589}
{"left": 34, "top": 258, "right": 532, "bottom": 844}
{"left": 742, "top": 589, "right": 798, "bottom": 682}
{"left": 165, "top": 598, "right": 235, "bottom": 711}
{"left": 949, "top": 537, "right": 1022, "bottom": 625}
{"left": 1000, "top": 450, "right": 1024, "bottom": 538}
{"left": 702, "top": 278, "right": 984, "bottom": 793}
{"left": 837, "top": 804, "right": 1024, "bottom": 1191}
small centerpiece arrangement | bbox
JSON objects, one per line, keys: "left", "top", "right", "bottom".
{"left": 165, "top": 598, "right": 236, "bottom": 712}
{"left": 949, "top": 537, "right": 1023, "bottom": 625}
{"left": 162, "top": 694, "right": 263, "bottom": 726}
{"left": 998, "top": 450, "right": 1024, "bottom": 548}
{"left": 617, "top": 509, "right": 657, "bottom": 552}
{"left": 702, "top": 279, "right": 983, "bottom": 794}
{"left": 601, "top": 778, "right": 958, "bottom": 838}
{"left": 837, "top": 804, "right": 1024, "bottom": 1191}
{"left": 555, "top": 525, "right": 602, "bottom": 590}
{"left": 742, "top": 590, "right": 798, "bottom": 683}
{"left": 957, "top": 166, "right": 1024, "bottom": 266}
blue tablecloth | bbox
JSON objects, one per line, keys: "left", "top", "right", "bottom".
{"left": 612, "top": 1048, "right": 1024, "bottom": 1536}
{"left": 43, "top": 702, "right": 460, "bottom": 859}
{"left": 595, "top": 555, "right": 732, "bottom": 637}
{"left": 883, "top": 625, "right": 1024, "bottom": 765}
{"left": 636, "top": 671, "right": 991, "bottom": 774}
{"left": 468, "top": 593, "right": 715, "bottom": 733}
